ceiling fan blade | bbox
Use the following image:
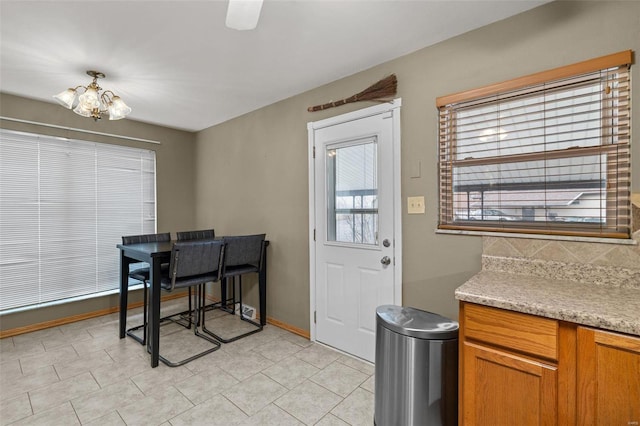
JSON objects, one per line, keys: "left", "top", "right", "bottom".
{"left": 226, "top": 0, "right": 263, "bottom": 31}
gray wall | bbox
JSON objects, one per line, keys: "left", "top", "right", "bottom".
{"left": 0, "top": 93, "right": 197, "bottom": 331}
{"left": 193, "top": 1, "right": 640, "bottom": 332}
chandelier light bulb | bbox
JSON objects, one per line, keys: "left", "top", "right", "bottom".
{"left": 73, "top": 102, "right": 92, "bottom": 117}
{"left": 107, "top": 96, "right": 132, "bottom": 120}
{"left": 53, "top": 88, "right": 77, "bottom": 109}
{"left": 78, "top": 87, "right": 100, "bottom": 109}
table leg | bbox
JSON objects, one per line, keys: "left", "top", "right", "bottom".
{"left": 221, "top": 279, "right": 227, "bottom": 309}
{"left": 149, "top": 258, "right": 161, "bottom": 368}
{"left": 259, "top": 248, "right": 267, "bottom": 326}
{"left": 119, "top": 252, "right": 132, "bottom": 338}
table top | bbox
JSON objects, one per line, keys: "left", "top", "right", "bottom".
{"left": 117, "top": 240, "right": 174, "bottom": 257}
{"left": 117, "top": 239, "right": 270, "bottom": 255}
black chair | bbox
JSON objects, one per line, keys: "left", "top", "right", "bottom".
{"left": 202, "top": 233, "right": 266, "bottom": 343}
{"left": 175, "top": 229, "right": 237, "bottom": 315}
{"left": 173, "top": 229, "right": 216, "bottom": 324}
{"left": 158, "top": 239, "right": 225, "bottom": 367}
{"left": 176, "top": 229, "right": 215, "bottom": 241}
{"left": 121, "top": 232, "right": 171, "bottom": 346}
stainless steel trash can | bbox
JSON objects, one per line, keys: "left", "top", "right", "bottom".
{"left": 374, "top": 305, "right": 458, "bottom": 426}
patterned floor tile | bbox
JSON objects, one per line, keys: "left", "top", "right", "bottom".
{"left": 262, "top": 356, "right": 320, "bottom": 389}
{"left": 29, "top": 371, "right": 100, "bottom": 413}
{"left": 117, "top": 385, "right": 193, "bottom": 425}
{"left": 9, "top": 401, "right": 80, "bottom": 426}
{"left": 274, "top": 380, "right": 342, "bottom": 425}
{"left": 309, "top": 361, "right": 369, "bottom": 397}
{"left": 238, "top": 403, "right": 304, "bottom": 426}
{"left": 168, "top": 394, "right": 248, "bottom": 426}
{"left": 1, "top": 299, "right": 378, "bottom": 426}
{"left": 223, "top": 373, "right": 288, "bottom": 416}
{"left": 330, "top": 387, "right": 374, "bottom": 426}
{"left": 0, "top": 393, "right": 32, "bottom": 425}
{"left": 174, "top": 366, "right": 239, "bottom": 405}
{"left": 70, "top": 379, "right": 144, "bottom": 424}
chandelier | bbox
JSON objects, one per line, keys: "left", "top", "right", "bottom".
{"left": 53, "top": 70, "right": 131, "bottom": 121}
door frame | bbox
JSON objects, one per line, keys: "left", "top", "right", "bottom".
{"left": 307, "top": 98, "right": 403, "bottom": 342}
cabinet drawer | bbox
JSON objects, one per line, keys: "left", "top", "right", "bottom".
{"left": 463, "top": 303, "right": 558, "bottom": 360}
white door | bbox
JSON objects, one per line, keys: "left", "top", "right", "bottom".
{"left": 308, "top": 100, "right": 402, "bottom": 362}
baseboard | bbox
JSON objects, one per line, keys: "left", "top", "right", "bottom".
{"left": 2, "top": 293, "right": 312, "bottom": 341}
{"left": 264, "top": 316, "right": 310, "bottom": 340}
{"left": 204, "top": 294, "right": 311, "bottom": 339}
{"left": 0, "top": 292, "right": 187, "bottom": 339}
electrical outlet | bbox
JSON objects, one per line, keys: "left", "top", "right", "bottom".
{"left": 408, "top": 196, "right": 425, "bottom": 214}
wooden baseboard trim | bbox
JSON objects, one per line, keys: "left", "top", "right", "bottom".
{"left": 265, "top": 316, "right": 310, "bottom": 339}
{"left": 2, "top": 293, "right": 312, "bottom": 341}
{"left": 0, "top": 292, "right": 188, "bottom": 339}
{"left": 203, "top": 294, "right": 311, "bottom": 340}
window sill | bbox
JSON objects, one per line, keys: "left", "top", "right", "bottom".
{"left": 435, "top": 228, "right": 638, "bottom": 246}
{"left": 0, "top": 284, "right": 143, "bottom": 316}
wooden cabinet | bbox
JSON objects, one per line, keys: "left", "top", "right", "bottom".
{"left": 577, "top": 326, "right": 640, "bottom": 425}
{"left": 460, "top": 303, "right": 566, "bottom": 425}
{"left": 460, "top": 302, "right": 640, "bottom": 426}
{"left": 462, "top": 341, "right": 558, "bottom": 425}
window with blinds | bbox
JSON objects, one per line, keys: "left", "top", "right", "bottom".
{"left": 0, "top": 129, "right": 156, "bottom": 312}
{"left": 437, "top": 50, "right": 632, "bottom": 239}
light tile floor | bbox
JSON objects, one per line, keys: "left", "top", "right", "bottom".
{"left": 0, "top": 300, "right": 375, "bottom": 425}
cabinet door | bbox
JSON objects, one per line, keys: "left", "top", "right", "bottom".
{"left": 577, "top": 327, "right": 640, "bottom": 425}
{"left": 462, "top": 341, "right": 558, "bottom": 426}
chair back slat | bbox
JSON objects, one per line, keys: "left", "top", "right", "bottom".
{"left": 222, "top": 234, "right": 265, "bottom": 268}
{"left": 122, "top": 232, "right": 171, "bottom": 245}
{"left": 170, "top": 240, "right": 225, "bottom": 280}
{"left": 176, "top": 229, "right": 215, "bottom": 241}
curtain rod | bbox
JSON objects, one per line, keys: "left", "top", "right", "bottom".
{"left": 0, "top": 116, "right": 161, "bottom": 145}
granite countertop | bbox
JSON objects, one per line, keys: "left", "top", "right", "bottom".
{"left": 455, "top": 270, "right": 640, "bottom": 337}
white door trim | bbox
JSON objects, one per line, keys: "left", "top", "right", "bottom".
{"left": 307, "top": 98, "right": 402, "bottom": 342}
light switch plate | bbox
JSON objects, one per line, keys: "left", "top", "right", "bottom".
{"left": 410, "top": 160, "right": 421, "bottom": 178}
{"left": 407, "top": 196, "right": 425, "bottom": 214}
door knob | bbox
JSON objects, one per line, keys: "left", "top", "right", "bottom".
{"left": 381, "top": 256, "right": 391, "bottom": 266}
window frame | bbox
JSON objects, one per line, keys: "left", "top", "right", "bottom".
{"left": 437, "top": 50, "right": 633, "bottom": 239}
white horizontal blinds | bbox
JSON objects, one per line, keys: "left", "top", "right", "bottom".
{"left": 0, "top": 129, "right": 156, "bottom": 311}
{"left": 438, "top": 56, "right": 631, "bottom": 238}
{"left": 0, "top": 132, "right": 40, "bottom": 309}
{"left": 39, "top": 137, "right": 98, "bottom": 302}
{"left": 96, "top": 144, "right": 156, "bottom": 293}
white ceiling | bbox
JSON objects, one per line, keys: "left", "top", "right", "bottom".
{"left": 0, "top": 0, "right": 549, "bottom": 132}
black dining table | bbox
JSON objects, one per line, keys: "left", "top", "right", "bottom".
{"left": 117, "top": 240, "right": 268, "bottom": 368}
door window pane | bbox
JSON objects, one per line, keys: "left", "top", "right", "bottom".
{"left": 326, "top": 140, "right": 378, "bottom": 245}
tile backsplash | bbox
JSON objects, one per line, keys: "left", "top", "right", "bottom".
{"left": 482, "top": 233, "right": 640, "bottom": 289}
{"left": 481, "top": 195, "right": 640, "bottom": 289}
{"left": 483, "top": 235, "right": 640, "bottom": 270}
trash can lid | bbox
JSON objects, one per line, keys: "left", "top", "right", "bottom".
{"left": 376, "top": 305, "right": 459, "bottom": 340}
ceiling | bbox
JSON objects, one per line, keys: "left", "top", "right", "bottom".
{"left": 0, "top": 0, "right": 549, "bottom": 132}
